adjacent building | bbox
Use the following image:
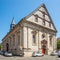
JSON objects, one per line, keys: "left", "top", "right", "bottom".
{"left": 2, "top": 4, "right": 57, "bottom": 56}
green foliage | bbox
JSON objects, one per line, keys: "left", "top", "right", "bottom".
{"left": 57, "top": 40, "right": 60, "bottom": 49}
{"left": 0, "top": 44, "right": 2, "bottom": 50}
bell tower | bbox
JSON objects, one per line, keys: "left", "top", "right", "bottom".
{"left": 10, "top": 17, "right": 15, "bottom": 30}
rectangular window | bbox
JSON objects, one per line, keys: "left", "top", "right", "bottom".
{"left": 32, "top": 34, "right": 36, "bottom": 45}
{"left": 34, "top": 14, "right": 38, "bottom": 22}
{"left": 42, "top": 20, "right": 45, "bottom": 26}
{"left": 33, "top": 35, "right": 36, "bottom": 43}
{"left": 32, "top": 31, "right": 37, "bottom": 46}
{"left": 49, "top": 22, "right": 51, "bottom": 27}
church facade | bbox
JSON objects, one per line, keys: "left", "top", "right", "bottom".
{"left": 2, "top": 4, "right": 57, "bottom": 56}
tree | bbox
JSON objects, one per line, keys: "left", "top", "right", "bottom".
{"left": 0, "top": 44, "right": 2, "bottom": 50}
{"left": 57, "top": 40, "right": 60, "bottom": 50}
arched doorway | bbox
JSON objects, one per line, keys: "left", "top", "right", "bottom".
{"left": 41, "top": 40, "right": 47, "bottom": 54}
{"left": 6, "top": 43, "right": 9, "bottom": 52}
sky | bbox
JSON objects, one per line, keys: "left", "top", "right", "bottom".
{"left": 0, "top": 0, "right": 60, "bottom": 43}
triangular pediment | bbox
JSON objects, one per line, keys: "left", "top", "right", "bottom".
{"left": 24, "top": 4, "right": 57, "bottom": 32}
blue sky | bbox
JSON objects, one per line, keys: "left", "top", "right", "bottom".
{"left": 0, "top": 0, "right": 60, "bottom": 43}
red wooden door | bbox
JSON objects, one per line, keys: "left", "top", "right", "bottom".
{"left": 42, "top": 49, "right": 45, "bottom": 54}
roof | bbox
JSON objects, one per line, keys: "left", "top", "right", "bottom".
{"left": 24, "top": 3, "right": 57, "bottom": 32}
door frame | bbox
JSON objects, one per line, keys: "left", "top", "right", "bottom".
{"left": 41, "top": 40, "right": 47, "bottom": 54}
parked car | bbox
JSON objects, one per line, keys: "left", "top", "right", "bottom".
{"left": 12, "top": 52, "right": 24, "bottom": 57}
{"left": 4, "top": 52, "right": 12, "bottom": 57}
{"left": 19, "top": 53, "right": 24, "bottom": 57}
{"left": 0, "top": 51, "right": 4, "bottom": 55}
{"left": 0, "top": 51, "right": 6, "bottom": 55}
{"left": 50, "top": 51, "right": 58, "bottom": 56}
{"left": 58, "top": 50, "right": 60, "bottom": 57}
{"left": 32, "top": 51, "right": 44, "bottom": 57}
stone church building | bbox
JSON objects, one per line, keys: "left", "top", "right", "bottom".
{"left": 2, "top": 4, "right": 57, "bottom": 56}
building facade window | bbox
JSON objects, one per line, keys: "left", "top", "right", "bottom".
{"left": 34, "top": 14, "right": 38, "bottom": 22}
{"left": 42, "top": 11, "right": 46, "bottom": 26}
{"left": 33, "top": 34, "right": 36, "bottom": 44}
{"left": 49, "top": 22, "right": 51, "bottom": 27}
{"left": 42, "top": 11, "right": 45, "bottom": 18}
{"left": 32, "top": 31, "right": 37, "bottom": 45}
{"left": 42, "top": 33, "right": 45, "bottom": 38}
{"left": 42, "top": 20, "right": 45, "bottom": 25}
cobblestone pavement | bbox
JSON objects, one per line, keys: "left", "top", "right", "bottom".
{"left": 0, "top": 55, "right": 60, "bottom": 60}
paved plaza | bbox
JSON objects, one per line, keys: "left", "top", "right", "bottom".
{"left": 0, "top": 55, "right": 60, "bottom": 60}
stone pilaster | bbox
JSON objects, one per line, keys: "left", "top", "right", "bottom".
{"left": 15, "top": 33, "right": 17, "bottom": 48}
{"left": 23, "top": 27, "right": 27, "bottom": 49}
{"left": 53, "top": 35, "right": 57, "bottom": 51}
{"left": 47, "top": 34, "right": 50, "bottom": 55}
{"left": 38, "top": 31, "right": 42, "bottom": 51}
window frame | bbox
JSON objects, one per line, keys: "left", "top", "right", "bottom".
{"left": 32, "top": 31, "right": 37, "bottom": 46}
{"left": 34, "top": 14, "right": 38, "bottom": 22}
